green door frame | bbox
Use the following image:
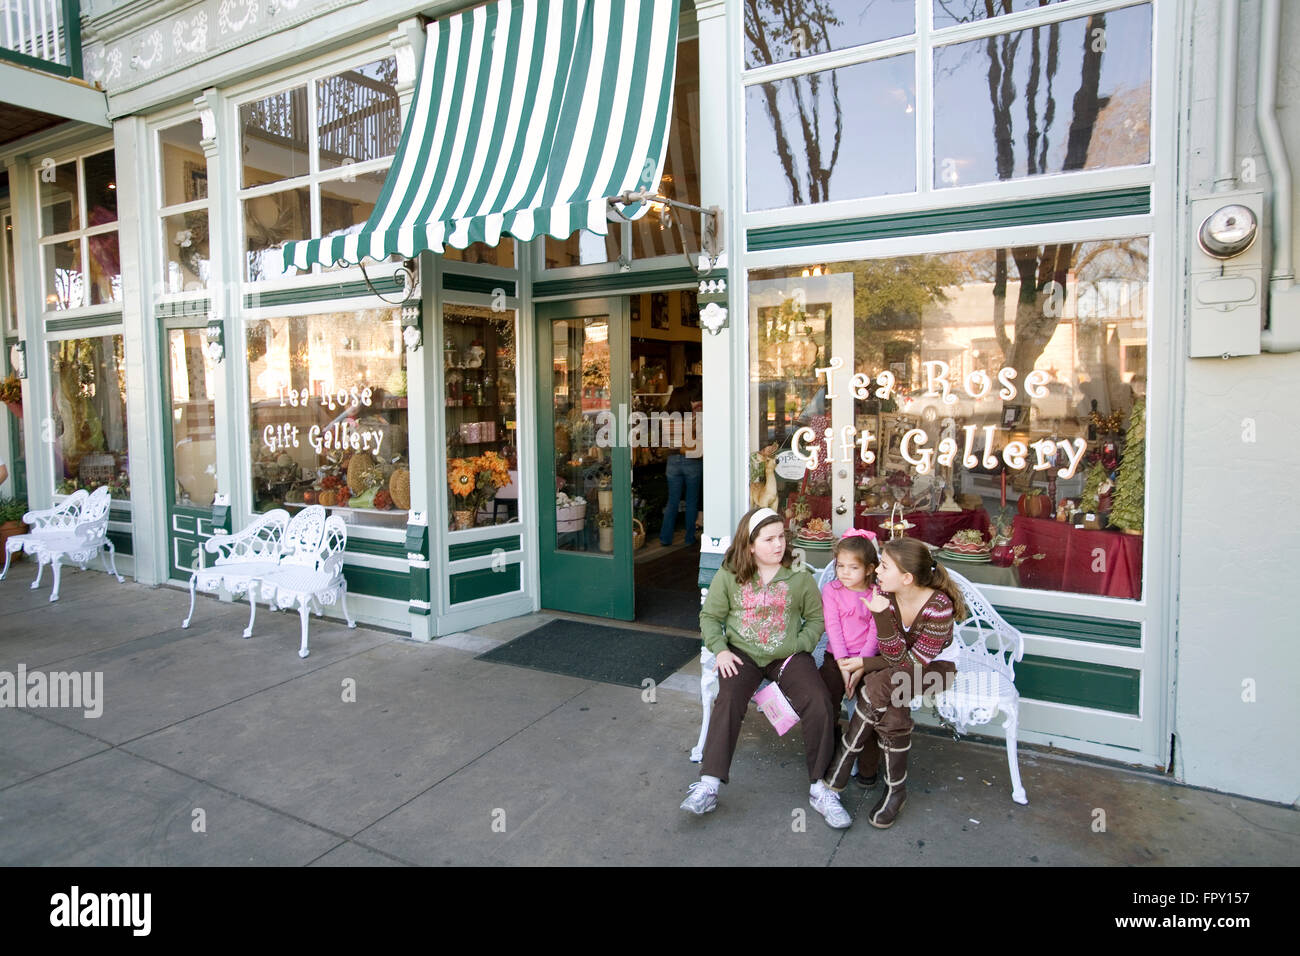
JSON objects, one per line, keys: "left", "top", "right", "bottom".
{"left": 535, "top": 297, "right": 634, "bottom": 620}
{"left": 159, "top": 323, "right": 219, "bottom": 582}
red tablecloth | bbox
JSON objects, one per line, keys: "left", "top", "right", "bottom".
{"left": 1011, "top": 515, "right": 1143, "bottom": 599}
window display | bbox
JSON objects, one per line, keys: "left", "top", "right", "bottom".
{"left": 444, "top": 303, "right": 519, "bottom": 531}
{"left": 247, "top": 309, "right": 409, "bottom": 529}
{"left": 49, "top": 335, "right": 130, "bottom": 499}
{"left": 38, "top": 151, "right": 122, "bottom": 310}
{"left": 168, "top": 328, "right": 217, "bottom": 507}
{"left": 749, "top": 237, "right": 1149, "bottom": 599}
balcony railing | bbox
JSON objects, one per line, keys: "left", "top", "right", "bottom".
{"left": 1, "top": 0, "right": 81, "bottom": 78}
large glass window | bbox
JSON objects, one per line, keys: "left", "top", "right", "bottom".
{"left": 933, "top": 5, "right": 1151, "bottom": 188}
{"left": 749, "top": 236, "right": 1150, "bottom": 600}
{"left": 444, "top": 303, "right": 519, "bottom": 531}
{"left": 247, "top": 309, "right": 409, "bottom": 529}
{"left": 168, "top": 329, "right": 218, "bottom": 507}
{"left": 238, "top": 56, "right": 400, "bottom": 282}
{"left": 49, "top": 334, "right": 130, "bottom": 499}
{"left": 158, "top": 121, "right": 211, "bottom": 295}
{"left": 745, "top": 0, "right": 915, "bottom": 66}
{"left": 38, "top": 151, "right": 121, "bottom": 311}
{"left": 747, "top": 53, "right": 916, "bottom": 210}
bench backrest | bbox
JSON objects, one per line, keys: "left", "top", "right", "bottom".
{"left": 944, "top": 568, "right": 1025, "bottom": 679}
{"left": 279, "top": 505, "right": 328, "bottom": 569}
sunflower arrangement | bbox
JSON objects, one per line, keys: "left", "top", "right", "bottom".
{"left": 448, "top": 451, "right": 513, "bottom": 511}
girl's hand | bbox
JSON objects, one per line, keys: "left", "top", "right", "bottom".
{"left": 714, "top": 649, "right": 743, "bottom": 679}
{"left": 865, "top": 589, "right": 890, "bottom": 613}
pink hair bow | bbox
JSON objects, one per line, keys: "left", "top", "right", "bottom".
{"left": 841, "top": 528, "right": 878, "bottom": 541}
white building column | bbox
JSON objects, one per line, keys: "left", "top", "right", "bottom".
{"left": 695, "top": 0, "right": 741, "bottom": 544}
{"left": 115, "top": 115, "right": 167, "bottom": 584}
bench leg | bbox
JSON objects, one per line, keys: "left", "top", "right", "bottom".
{"left": 1, "top": 543, "right": 14, "bottom": 581}
{"left": 31, "top": 556, "right": 44, "bottom": 590}
{"left": 298, "top": 602, "right": 311, "bottom": 658}
{"left": 1003, "top": 702, "right": 1028, "bottom": 805}
{"left": 340, "top": 582, "right": 356, "bottom": 628}
{"left": 182, "top": 574, "right": 198, "bottom": 628}
{"left": 103, "top": 540, "right": 124, "bottom": 583}
{"left": 243, "top": 590, "right": 259, "bottom": 639}
{"left": 48, "top": 556, "right": 63, "bottom": 602}
{"left": 690, "top": 651, "right": 720, "bottom": 762}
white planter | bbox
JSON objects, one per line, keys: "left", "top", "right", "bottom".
{"left": 557, "top": 503, "right": 586, "bottom": 532}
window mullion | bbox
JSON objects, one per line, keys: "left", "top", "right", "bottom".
{"left": 916, "top": 0, "right": 932, "bottom": 196}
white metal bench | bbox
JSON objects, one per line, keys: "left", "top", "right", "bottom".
{"left": 0, "top": 487, "right": 124, "bottom": 601}
{"left": 252, "top": 511, "right": 355, "bottom": 658}
{"left": 181, "top": 507, "right": 293, "bottom": 632}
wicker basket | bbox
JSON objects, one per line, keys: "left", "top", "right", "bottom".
{"left": 632, "top": 518, "right": 645, "bottom": 550}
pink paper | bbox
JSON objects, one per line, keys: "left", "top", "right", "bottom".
{"left": 753, "top": 682, "right": 800, "bottom": 736}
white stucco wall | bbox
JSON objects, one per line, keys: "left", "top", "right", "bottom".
{"left": 1175, "top": 0, "right": 1300, "bottom": 805}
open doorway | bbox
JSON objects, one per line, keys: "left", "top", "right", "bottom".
{"left": 630, "top": 288, "right": 704, "bottom": 630}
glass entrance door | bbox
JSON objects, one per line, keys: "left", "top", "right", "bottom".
{"left": 535, "top": 299, "right": 634, "bottom": 619}
{"left": 162, "top": 326, "right": 220, "bottom": 581}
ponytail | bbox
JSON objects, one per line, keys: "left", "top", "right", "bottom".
{"left": 880, "top": 537, "right": 968, "bottom": 621}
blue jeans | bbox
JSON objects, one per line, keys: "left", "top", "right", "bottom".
{"left": 661, "top": 454, "right": 703, "bottom": 545}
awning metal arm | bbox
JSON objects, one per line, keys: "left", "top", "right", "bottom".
{"left": 609, "top": 191, "right": 724, "bottom": 276}
{"left": 358, "top": 257, "right": 420, "bottom": 306}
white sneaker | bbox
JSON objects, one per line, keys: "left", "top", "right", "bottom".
{"left": 680, "top": 781, "right": 719, "bottom": 815}
{"left": 810, "top": 781, "right": 852, "bottom": 829}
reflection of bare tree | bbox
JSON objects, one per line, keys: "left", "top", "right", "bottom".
{"left": 745, "top": 0, "right": 844, "bottom": 204}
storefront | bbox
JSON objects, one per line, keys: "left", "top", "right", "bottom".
{"left": 2, "top": 0, "right": 1297, "bottom": 802}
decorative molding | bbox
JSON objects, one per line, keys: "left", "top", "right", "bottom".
{"left": 172, "top": 12, "right": 209, "bottom": 55}
{"left": 218, "top": 0, "right": 259, "bottom": 35}
{"left": 129, "top": 29, "right": 165, "bottom": 71}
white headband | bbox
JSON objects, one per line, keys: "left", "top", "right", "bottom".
{"left": 747, "top": 508, "right": 780, "bottom": 538}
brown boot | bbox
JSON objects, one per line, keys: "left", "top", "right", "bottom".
{"left": 867, "top": 734, "right": 910, "bottom": 828}
{"left": 853, "top": 726, "right": 879, "bottom": 786}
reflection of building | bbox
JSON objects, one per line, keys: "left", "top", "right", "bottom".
{"left": 0, "top": 0, "right": 1295, "bottom": 805}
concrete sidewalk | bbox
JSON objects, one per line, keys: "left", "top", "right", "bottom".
{"left": 0, "top": 569, "right": 1295, "bottom": 866}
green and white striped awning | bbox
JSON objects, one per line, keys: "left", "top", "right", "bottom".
{"left": 283, "top": 0, "right": 680, "bottom": 270}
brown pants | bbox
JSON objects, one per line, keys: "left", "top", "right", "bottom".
{"left": 823, "top": 659, "right": 955, "bottom": 791}
{"left": 701, "top": 649, "right": 836, "bottom": 785}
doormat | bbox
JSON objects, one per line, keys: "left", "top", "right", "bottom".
{"left": 476, "top": 619, "right": 700, "bottom": 688}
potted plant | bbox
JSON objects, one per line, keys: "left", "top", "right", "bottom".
{"left": 0, "top": 374, "right": 20, "bottom": 420}
{"left": 448, "top": 451, "right": 512, "bottom": 530}
{"left": 0, "top": 497, "right": 28, "bottom": 561}
{"left": 596, "top": 511, "right": 615, "bottom": 552}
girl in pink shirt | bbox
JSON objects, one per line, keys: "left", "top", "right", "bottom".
{"left": 819, "top": 529, "right": 885, "bottom": 785}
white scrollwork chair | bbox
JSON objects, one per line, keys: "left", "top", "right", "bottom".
{"left": 2, "top": 489, "right": 90, "bottom": 583}
{"left": 181, "top": 507, "right": 293, "bottom": 632}
{"left": 253, "top": 512, "right": 355, "bottom": 658}
{"left": 2, "top": 487, "right": 124, "bottom": 601}
{"left": 935, "top": 568, "right": 1029, "bottom": 805}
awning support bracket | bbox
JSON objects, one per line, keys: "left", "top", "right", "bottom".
{"left": 611, "top": 192, "right": 724, "bottom": 276}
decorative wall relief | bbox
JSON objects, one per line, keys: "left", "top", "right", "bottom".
{"left": 218, "top": 0, "right": 259, "bottom": 35}
{"left": 173, "top": 12, "right": 209, "bottom": 55}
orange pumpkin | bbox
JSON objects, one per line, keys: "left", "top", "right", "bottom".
{"left": 1017, "top": 489, "right": 1051, "bottom": 518}
{"left": 318, "top": 490, "right": 337, "bottom": 507}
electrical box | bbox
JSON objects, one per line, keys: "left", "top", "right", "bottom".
{"left": 1187, "top": 191, "right": 1264, "bottom": 358}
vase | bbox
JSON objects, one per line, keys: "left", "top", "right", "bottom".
{"left": 598, "top": 526, "right": 614, "bottom": 552}
{"left": 990, "top": 542, "right": 1014, "bottom": 567}
{"left": 4, "top": 401, "right": 20, "bottom": 419}
{"left": 453, "top": 509, "right": 476, "bottom": 530}
{"left": 597, "top": 489, "right": 613, "bottom": 511}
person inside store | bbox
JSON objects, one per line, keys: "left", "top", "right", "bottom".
{"left": 659, "top": 376, "right": 704, "bottom": 548}
{"left": 679, "top": 507, "right": 852, "bottom": 829}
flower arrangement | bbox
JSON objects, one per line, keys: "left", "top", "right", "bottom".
{"left": 556, "top": 491, "right": 587, "bottom": 510}
{"left": 0, "top": 374, "right": 21, "bottom": 406}
{"left": 448, "top": 451, "right": 512, "bottom": 512}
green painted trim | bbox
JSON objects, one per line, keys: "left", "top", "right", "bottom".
{"left": 995, "top": 606, "right": 1141, "bottom": 648}
{"left": 448, "top": 535, "right": 521, "bottom": 561}
{"left": 409, "top": 605, "right": 432, "bottom": 616}
{"left": 449, "top": 564, "right": 521, "bottom": 604}
{"left": 746, "top": 187, "right": 1152, "bottom": 252}
{"left": 533, "top": 265, "right": 718, "bottom": 299}
{"left": 46, "top": 313, "right": 123, "bottom": 333}
{"left": 698, "top": 552, "right": 725, "bottom": 590}
{"left": 443, "top": 273, "right": 518, "bottom": 296}
{"left": 345, "top": 537, "right": 407, "bottom": 560}
{"left": 342, "top": 564, "right": 410, "bottom": 599}
{"left": 1016, "top": 655, "right": 1140, "bottom": 715}
{"left": 243, "top": 275, "right": 405, "bottom": 309}
{"left": 63, "top": 0, "right": 82, "bottom": 79}
{"left": 0, "top": 46, "right": 73, "bottom": 78}
{"left": 156, "top": 299, "right": 211, "bottom": 320}
{"left": 410, "top": 567, "right": 430, "bottom": 605}
{"left": 107, "top": 530, "right": 133, "bottom": 556}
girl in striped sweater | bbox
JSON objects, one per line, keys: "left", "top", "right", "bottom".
{"left": 820, "top": 536, "right": 967, "bottom": 828}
